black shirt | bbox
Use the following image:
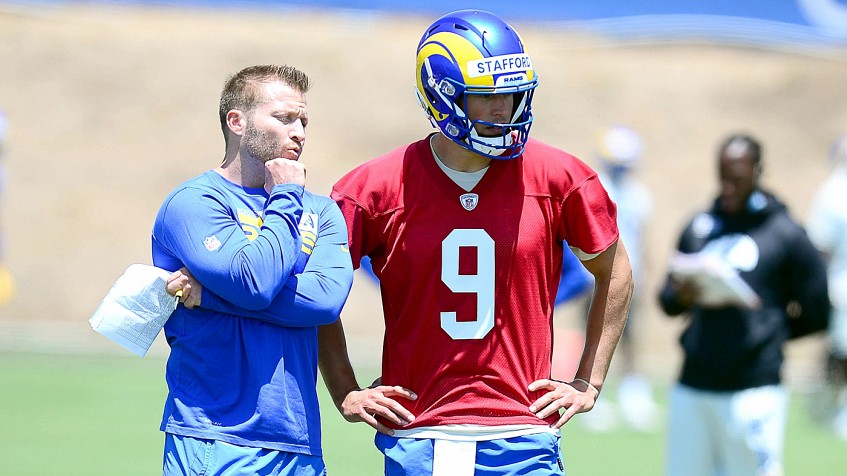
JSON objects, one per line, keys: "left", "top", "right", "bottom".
{"left": 659, "top": 190, "right": 829, "bottom": 391}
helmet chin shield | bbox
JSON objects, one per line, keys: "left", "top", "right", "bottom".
{"left": 415, "top": 10, "right": 538, "bottom": 160}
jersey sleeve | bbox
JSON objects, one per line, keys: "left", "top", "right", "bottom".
{"left": 331, "top": 182, "right": 376, "bottom": 271}
{"left": 153, "top": 183, "right": 304, "bottom": 310}
{"left": 199, "top": 199, "right": 354, "bottom": 327}
{"left": 561, "top": 174, "right": 619, "bottom": 259}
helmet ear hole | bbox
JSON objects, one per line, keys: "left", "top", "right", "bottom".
{"left": 425, "top": 90, "right": 439, "bottom": 107}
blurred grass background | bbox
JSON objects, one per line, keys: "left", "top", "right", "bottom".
{"left": 1, "top": 351, "right": 844, "bottom": 475}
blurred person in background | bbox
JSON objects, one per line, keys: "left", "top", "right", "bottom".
{"left": 0, "top": 109, "right": 6, "bottom": 189}
{"left": 318, "top": 9, "right": 633, "bottom": 475}
{"left": 0, "top": 109, "right": 13, "bottom": 307}
{"left": 579, "top": 125, "right": 659, "bottom": 433}
{"left": 658, "top": 134, "right": 829, "bottom": 476}
{"left": 154, "top": 64, "right": 354, "bottom": 476}
{"left": 807, "top": 134, "right": 847, "bottom": 441}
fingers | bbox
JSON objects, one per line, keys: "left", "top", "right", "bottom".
{"left": 180, "top": 283, "right": 201, "bottom": 308}
{"left": 165, "top": 268, "right": 201, "bottom": 308}
{"left": 342, "top": 387, "right": 418, "bottom": 433}
{"left": 265, "top": 158, "right": 307, "bottom": 191}
{"left": 552, "top": 404, "right": 580, "bottom": 429}
{"left": 363, "top": 412, "right": 393, "bottom": 435}
{"left": 380, "top": 385, "right": 418, "bottom": 401}
{"left": 373, "top": 388, "right": 417, "bottom": 425}
{"left": 170, "top": 281, "right": 196, "bottom": 308}
{"left": 360, "top": 389, "right": 415, "bottom": 427}
{"left": 527, "top": 379, "right": 596, "bottom": 427}
{"left": 166, "top": 272, "right": 188, "bottom": 297}
{"left": 528, "top": 378, "right": 554, "bottom": 392}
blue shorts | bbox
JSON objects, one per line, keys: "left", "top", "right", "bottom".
{"left": 163, "top": 433, "right": 325, "bottom": 476}
{"left": 375, "top": 431, "right": 565, "bottom": 476}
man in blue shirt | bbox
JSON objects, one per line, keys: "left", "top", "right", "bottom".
{"left": 153, "top": 64, "right": 353, "bottom": 475}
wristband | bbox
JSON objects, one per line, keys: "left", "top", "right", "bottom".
{"left": 571, "top": 378, "right": 600, "bottom": 395}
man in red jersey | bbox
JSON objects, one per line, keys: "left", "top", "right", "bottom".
{"left": 319, "top": 10, "right": 633, "bottom": 475}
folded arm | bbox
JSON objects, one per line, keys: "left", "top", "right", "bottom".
{"left": 170, "top": 199, "right": 354, "bottom": 327}
{"left": 154, "top": 183, "right": 304, "bottom": 310}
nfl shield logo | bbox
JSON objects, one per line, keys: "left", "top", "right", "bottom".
{"left": 459, "top": 193, "right": 479, "bottom": 211}
{"left": 203, "top": 235, "right": 222, "bottom": 252}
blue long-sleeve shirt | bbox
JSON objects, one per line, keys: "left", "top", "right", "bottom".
{"left": 151, "top": 170, "right": 353, "bottom": 455}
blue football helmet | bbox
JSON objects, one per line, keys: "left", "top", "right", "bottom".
{"left": 415, "top": 10, "right": 538, "bottom": 160}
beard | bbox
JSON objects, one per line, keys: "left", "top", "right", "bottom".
{"left": 243, "top": 118, "right": 282, "bottom": 163}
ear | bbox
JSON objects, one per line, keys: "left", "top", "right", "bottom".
{"left": 226, "top": 110, "right": 247, "bottom": 137}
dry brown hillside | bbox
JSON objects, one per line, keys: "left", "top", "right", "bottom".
{"left": 1, "top": 4, "right": 845, "bottom": 379}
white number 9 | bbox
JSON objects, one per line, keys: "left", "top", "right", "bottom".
{"left": 440, "top": 229, "right": 495, "bottom": 340}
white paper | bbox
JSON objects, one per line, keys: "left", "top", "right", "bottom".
{"left": 669, "top": 252, "right": 761, "bottom": 309}
{"left": 88, "top": 264, "right": 178, "bottom": 356}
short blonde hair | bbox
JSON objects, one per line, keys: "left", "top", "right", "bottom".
{"left": 218, "top": 64, "right": 311, "bottom": 139}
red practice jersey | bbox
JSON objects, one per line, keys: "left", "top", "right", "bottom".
{"left": 331, "top": 135, "right": 618, "bottom": 428}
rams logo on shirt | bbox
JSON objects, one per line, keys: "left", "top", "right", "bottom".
{"left": 299, "top": 213, "right": 319, "bottom": 255}
{"left": 236, "top": 208, "right": 318, "bottom": 255}
{"left": 238, "top": 208, "right": 263, "bottom": 241}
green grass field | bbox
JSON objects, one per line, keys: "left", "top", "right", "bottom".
{"left": 1, "top": 351, "right": 844, "bottom": 475}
